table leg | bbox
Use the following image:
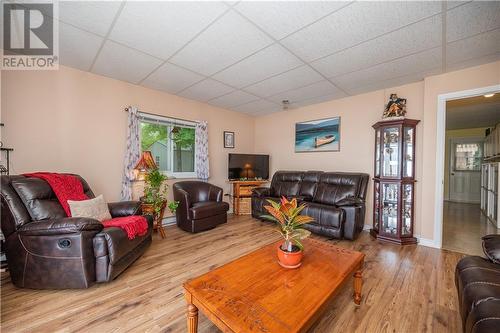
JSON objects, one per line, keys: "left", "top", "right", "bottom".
{"left": 187, "top": 303, "right": 198, "bottom": 333}
{"left": 353, "top": 270, "right": 363, "bottom": 305}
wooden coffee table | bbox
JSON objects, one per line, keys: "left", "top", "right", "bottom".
{"left": 183, "top": 238, "right": 364, "bottom": 333}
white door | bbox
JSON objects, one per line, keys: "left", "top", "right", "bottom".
{"left": 449, "top": 138, "right": 483, "bottom": 203}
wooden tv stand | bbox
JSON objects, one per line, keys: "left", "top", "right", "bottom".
{"left": 229, "top": 180, "right": 268, "bottom": 215}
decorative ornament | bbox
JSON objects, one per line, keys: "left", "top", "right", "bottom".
{"left": 383, "top": 94, "right": 407, "bottom": 118}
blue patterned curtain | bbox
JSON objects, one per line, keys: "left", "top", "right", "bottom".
{"left": 195, "top": 121, "right": 209, "bottom": 181}
{"left": 121, "top": 106, "right": 140, "bottom": 200}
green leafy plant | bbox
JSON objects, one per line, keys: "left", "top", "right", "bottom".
{"left": 143, "top": 168, "right": 169, "bottom": 216}
{"left": 262, "top": 197, "right": 314, "bottom": 252}
{"left": 168, "top": 201, "right": 179, "bottom": 214}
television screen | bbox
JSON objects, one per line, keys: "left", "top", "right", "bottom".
{"left": 228, "top": 154, "right": 269, "bottom": 180}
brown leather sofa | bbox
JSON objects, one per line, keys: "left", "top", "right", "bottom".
{"left": 0, "top": 174, "right": 153, "bottom": 289}
{"left": 252, "top": 171, "right": 369, "bottom": 240}
{"left": 173, "top": 181, "right": 229, "bottom": 233}
{"left": 455, "top": 235, "right": 500, "bottom": 333}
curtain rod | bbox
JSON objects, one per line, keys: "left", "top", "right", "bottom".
{"left": 124, "top": 107, "right": 200, "bottom": 124}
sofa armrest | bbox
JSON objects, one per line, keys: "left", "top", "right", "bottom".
{"left": 18, "top": 217, "right": 103, "bottom": 236}
{"left": 482, "top": 234, "right": 500, "bottom": 264}
{"left": 252, "top": 187, "right": 270, "bottom": 198}
{"left": 340, "top": 204, "right": 365, "bottom": 240}
{"left": 208, "top": 184, "right": 223, "bottom": 202}
{"left": 108, "top": 201, "right": 141, "bottom": 217}
{"left": 335, "top": 196, "right": 365, "bottom": 207}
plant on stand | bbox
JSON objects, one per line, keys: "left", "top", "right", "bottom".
{"left": 262, "top": 197, "right": 314, "bottom": 268}
{"left": 142, "top": 168, "right": 178, "bottom": 238}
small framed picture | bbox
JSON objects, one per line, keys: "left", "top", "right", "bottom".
{"left": 224, "top": 131, "right": 235, "bottom": 148}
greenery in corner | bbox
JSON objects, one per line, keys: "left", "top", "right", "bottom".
{"left": 143, "top": 168, "right": 178, "bottom": 216}
{"left": 262, "top": 197, "right": 314, "bottom": 252}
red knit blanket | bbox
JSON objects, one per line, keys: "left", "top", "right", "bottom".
{"left": 102, "top": 216, "right": 149, "bottom": 240}
{"left": 24, "top": 172, "right": 88, "bottom": 216}
{"left": 24, "top": 172, "right": 148, "bottom": 239}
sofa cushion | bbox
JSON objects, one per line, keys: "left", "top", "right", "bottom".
{"left": 11, "top": 175, "right": 94, "bottom": 221}
{"left": 93, "top": 218, "right": 153, "bottom": 265}
{"left": 298, "top": 171, "right": 323, "bottom": 201}
{"left": 270, "top": 171, "right": 303, "bottom": 198}
{"left": 313, "top": 173, "right": 363, "bottom": 205}
{"left": 455, "top": 256, "right": 500, "bottom": 322}
{"left": 69, "top": 195, "right": 111, "bottom": 222}
{"left": 301, "top": 202, "right": 344, "bottom": 228}
{"left": 190, "top": 201, "right": 229, "bottom": 220}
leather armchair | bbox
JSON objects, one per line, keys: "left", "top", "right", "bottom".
{"left": 173, "top": 181, "right": 229, "bottom": 233}
{"left": 1, "top": 174, "right": 153, "bottom": 289}
{"left": 455, "top": 235, "right": 500, "bottom": 333}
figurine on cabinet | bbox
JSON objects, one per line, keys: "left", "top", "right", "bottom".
{"left": 383, "top": 94, "right": 407, "bottom": 118}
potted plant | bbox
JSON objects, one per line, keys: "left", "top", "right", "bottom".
{"left": 263, "top": 197, "right": 314, "bottom": 268}
{"left": 142, "top": 168, "right": 178, "bottom": 219}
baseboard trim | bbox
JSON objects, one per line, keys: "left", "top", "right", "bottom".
{"left": 363, "top": 224, "right": 440, "bottom": 249}
{"left": 161, "top": 216, "right": 176, "bottom": 226}
{"left": 416, "top": 236, "right": 440, "bottom": 249}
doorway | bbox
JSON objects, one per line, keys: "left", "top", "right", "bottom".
{"left": 441, "top": 92, "right": 500, "bottom": 255}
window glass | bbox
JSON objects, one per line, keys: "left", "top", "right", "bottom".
{"left": 454, "top": 143, "right": 483, "bottom": 171}
{"left": 140, "top": 119, "right": 195, "bottom": 176}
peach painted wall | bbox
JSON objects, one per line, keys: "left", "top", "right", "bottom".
{"left": 254, "top": 82, "right": 425, "bottom": 235}
{"left": 255, "top": 61, "right": 500, "bottom": 242}
{"left": 420, "top": 61, "right": 500, "bottom": 240}
{"left": 1, "top": 66, "right": 255, "bottom": 211}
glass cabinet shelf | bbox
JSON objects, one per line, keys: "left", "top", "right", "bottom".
{"left": 371, "top": 118, "right": 420, "bottom": 245}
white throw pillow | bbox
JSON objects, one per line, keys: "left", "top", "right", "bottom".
{"left": 68, "top": 194, "right": 111, "bottom": 222}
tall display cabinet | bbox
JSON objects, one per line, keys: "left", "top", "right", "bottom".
{"left": 370, "top": 118, "right": 420, "bottom": 245}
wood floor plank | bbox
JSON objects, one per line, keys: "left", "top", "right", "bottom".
{"left": 1, "top": 215, "right": 464, "bottom": 332}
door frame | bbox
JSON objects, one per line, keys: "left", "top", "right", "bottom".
{"left": 448, "top": 136, "right": 484, "bottom": 203}
{"left": 434, "top": 84, "right": 500, "bottom": 249}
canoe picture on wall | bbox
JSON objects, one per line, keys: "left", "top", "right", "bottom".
{"left": 295, "top": 117, "right": 340, "bottom": 152}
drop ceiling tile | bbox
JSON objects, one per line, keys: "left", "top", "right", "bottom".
{"left": 292, "top": 93, "right": 346, "bottom": 108}
{"left": 447, "top": 1, "right": 500, "bottom": 42}
{"left": 59, "top": 23, "right": 103, "bottom": 71}
{"left": 232, "top": 99, "right": 281, "bottom": 114}
{"left": 268, "top": 81, "right": 345, "bottom": 104}
{"left": 235, "top": 1, "right": 350, "bottom": 40}
{"left": 141, "top": 63, "right": 205, "bottom": 94}
{"left": 178, "top": 79, "right": 234, "bottom": 102}
{"left": 244, "top": 65, "right": 324, "bottom": 97}
{"left": 109, "top": 1, "right": 227, "bottom": 60}
{"left": 209, "top": 90, "right": 259, "bottom": 108}
{"left": 212, "top": 44, "right": 303, "bottom": 88}
{"left": 58, "top": 1, "right": 123, "bottom": 36}
{"left": 311, "top": 15, "right": 442, "bottom": 78}
{"left": 92, "top": 41, "right": 163, "bottom": 84}
{"left": 332, "top": 48, "right": 442, "bottom": 92}
{"left": 170, "top": 11, "right": 273, "bottom": 76}
{"left": 447, "top": 29, "right": 500, "bottom": 66}
{"left": 281, "top": 1, "right": 441, "bottom": 61}
{"left": 447, "top": 52, "right": 500, "bottom": 73}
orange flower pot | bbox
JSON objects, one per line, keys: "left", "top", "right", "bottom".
{"left": 277, "top": 243, "right": 303, "bottom": 269}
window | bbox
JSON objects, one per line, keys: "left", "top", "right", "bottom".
{"left": 454, "top": 143, "right": 483, "bottom": 171}
{"left": 139, "top": 113, "right": 196, "bottom": 178}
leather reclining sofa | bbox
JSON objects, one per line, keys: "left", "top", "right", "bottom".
{"left": 455, "top": 234, "right": 500, "bottom": 333}
{"left": 252, "top": 171, "right": 369, "bottom": 240}
{"left": 0, "top": 174, "right": 153, "bottom": 289}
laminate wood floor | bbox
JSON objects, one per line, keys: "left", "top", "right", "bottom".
{"left": 1, "top": 215, "right": 464, "bottom": 333}
{"left": 442, "top": 201, "right": 500, "bottom": 256}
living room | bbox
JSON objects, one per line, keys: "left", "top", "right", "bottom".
{"left": 1, "top": 1, "right": 499, "bottom": 332}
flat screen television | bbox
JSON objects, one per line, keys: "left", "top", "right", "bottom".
{"left": 228, "top": 153, "right": 269, "bottom": 180}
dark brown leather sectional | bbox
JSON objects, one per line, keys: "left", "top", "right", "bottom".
{"left": 455, "top": 235, "right": 500, "bottom": 333}
{"left": 173, "top": 181, "right": 229, "bottom": 233}
{"left": 252, "top": 171, "right": 369, "bottom": 240}
{"left": 0, "top": 175, "right": 153, "bottom": 289}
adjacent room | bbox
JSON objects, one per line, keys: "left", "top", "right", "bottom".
{"left": 443, "top": 93, "right": 500, "bottom": 256}
{"left": 1, "top": 1, "right": 500, "bottom": 333}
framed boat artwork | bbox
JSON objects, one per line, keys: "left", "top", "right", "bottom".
{"left": 295, "top": 117, "right": 340, "bottom": 152}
